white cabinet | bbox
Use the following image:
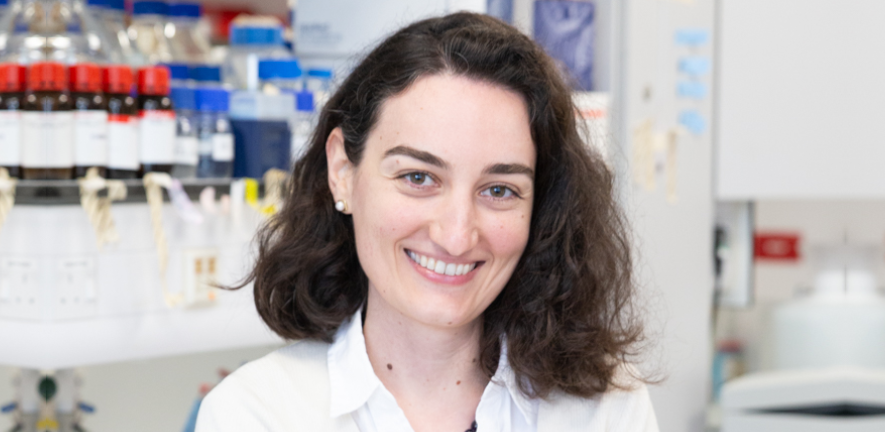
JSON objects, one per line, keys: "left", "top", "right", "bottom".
{"left": 717, "top": 0, "right": 885, "bottom": 199}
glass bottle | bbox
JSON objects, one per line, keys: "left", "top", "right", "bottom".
{"left": 70, "top": 62, "right": 108, "bottom": 177}
{"left": 21, "top": 61, "right": 74, "bottom": 180}
{"left": 0, "top": 62, "right": 24, "bottom": 178}
{"left": 170, "top": 85, "right": 196, "bottom": 178}
{"left": 223, "top": 21, "right": 290, "bottom": 90}
{"left": 166, "top": 2, "right": 210, "bottom": 63}
{"left": 194, "top": 87, "right": 232, "bottom": 178}
{"left": 137, "top": 65, "right": 175, "bottom": 174}
{"left": 101, "top": 0, "right": 136, "bottom": 64}
{"left": 128, "top": 0, "right": 172, "bottom": 66}
{"left": 103, "top": 64, "right": 139, "bottom": 179}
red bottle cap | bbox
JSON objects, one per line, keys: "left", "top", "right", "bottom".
{"left": 103, "top": 65, "right": 134, "bottom": 95}
{"left": 28, "top": 62, "right": 67, "bottom": 92}
{"left": 137, "top": 66, "right": 170, "bottom": 96}
{"left": 69, "top": 63, "right": 102, "bottom": 93}
{"left": 0, "top": 63, "right": 26, "bottom": 92}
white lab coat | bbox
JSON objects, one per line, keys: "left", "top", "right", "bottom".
{"left": 195, "top": 340, "right": 659, "bottom": 431}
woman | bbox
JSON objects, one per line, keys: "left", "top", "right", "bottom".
{"left": 197, "top": 12, "right": 657, "bottom": 432}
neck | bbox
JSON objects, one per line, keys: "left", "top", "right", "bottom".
{"left": 363, "top": 285, "right": 487, "bottom": 431}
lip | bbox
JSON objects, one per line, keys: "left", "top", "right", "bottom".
{"left": 404, "top": 249, "right": 483, "bottom": 285}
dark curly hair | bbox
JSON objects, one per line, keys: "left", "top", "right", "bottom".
{"left": 241, "top": 12, "right": 646, "bottom": 399}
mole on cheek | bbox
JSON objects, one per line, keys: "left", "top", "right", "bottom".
{"left": 387, "top": 363, "right": 393, "bottom": 370}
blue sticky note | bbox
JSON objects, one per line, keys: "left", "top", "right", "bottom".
{"left": 675, "top": 28, "right": 710, "bottom": 46}
{"left": 677, "top": 81, "right": 707, "bottom": 99}
{"left": 679, "top": 110, "right": 707, "bottom": 135}
{"left": 679, "top": 57, "right": 711, "bottom": 76}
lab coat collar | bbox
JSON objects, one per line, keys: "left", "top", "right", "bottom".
{"left": 326, "top": 310, "right": 538, "bottom": 425}
{"left": 327, "top": 310, "right": 380, "bottom": 418}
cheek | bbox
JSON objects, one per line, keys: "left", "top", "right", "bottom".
{"left": 351, "top": 175, "right": 425, "bottom": 259}
{"left": 483, "top": 210, "right": 532, "bottom": 260}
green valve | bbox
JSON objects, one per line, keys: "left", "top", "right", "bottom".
{"left": 38, "top": 376, "right": 56, "bottom": 402}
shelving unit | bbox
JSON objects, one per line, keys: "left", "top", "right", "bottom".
{"left": 0, "top": 179, "right": 282, "bottom": 369}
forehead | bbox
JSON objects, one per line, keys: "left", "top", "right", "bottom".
{"left": 368, "top": 74, "right": 535, "bottom": 170}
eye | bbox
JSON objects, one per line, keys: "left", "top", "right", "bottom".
{"left": 401, "top": 171, "right": 436, "bottom": 187}
{"left": 481, "top": 184, "right": 517, "bottom": 199}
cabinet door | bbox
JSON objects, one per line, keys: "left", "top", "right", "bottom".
{"left": 717, "top": 0, "right": 885, "bottom": 199}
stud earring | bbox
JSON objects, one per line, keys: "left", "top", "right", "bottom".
{"left": 335, "top": 200, "right": 348, "bottom": 212}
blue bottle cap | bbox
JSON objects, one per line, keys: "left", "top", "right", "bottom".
{"left": 258, "top": 59, "right": 302, "bottom": 80}
{"left": 307, "top": 68, "right": 333, "bottom": 79}
{"left": 132, "top": 1, "right": 168, "bottom": 16}
{"left": 170, "top": 86, "right": 195, "bottom": 111}
{"left": 161, "top": 62, "right": 189, "bottom": 80}
{"left": 195, "top": 87, "right": 230, "bottom": 112}
{"left": 296, "top": 91, "right": 314, "bottom": 112}
{"left": 189, "top": 65, "right": 221, "bottom": 82}
{"left": 168, "top": 3, "right": 201, "bottom": 18}
{"left": 229, "top": 25, "right": 284, "bottom": 46}
{"left": 106, "top": 0, "right": 125, "bottom": 11}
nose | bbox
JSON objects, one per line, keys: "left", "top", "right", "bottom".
{"left": 429, "top": 190, "right": 480, "bottom": 257}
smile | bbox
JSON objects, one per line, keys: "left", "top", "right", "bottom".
{"left": 406, "top": 249, "right": 480, "bottom": 276}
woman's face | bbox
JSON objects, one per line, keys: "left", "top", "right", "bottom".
{"left": 328, "top": 74, "right": 535, "bottom": 329}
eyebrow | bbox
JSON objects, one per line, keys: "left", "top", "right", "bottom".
{"left": 383, "top": 144, "right": 534, "bottom": 179}
{"left": 483, "top": 163, "right": 534, "bottom": 179}
{"left": 383, "top": 145, "right": 449, "bottom": 169}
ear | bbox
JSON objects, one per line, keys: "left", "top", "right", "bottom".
{"left": 326, "top": 127, "right": 354, "bottom": 212}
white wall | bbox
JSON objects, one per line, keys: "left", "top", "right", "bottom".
{"left": 622, "top": 0, "right": 715, "bottom": 431}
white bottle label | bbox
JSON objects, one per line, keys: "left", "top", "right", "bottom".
{"left": 175, "top": 136, "right": 198, "bottom": 165}
{"left": 0, "top": 111, "right": 21, "bottom": 166}
{"left": 20, "top": 111, "right": 75, "bottom": 168}
{"left": 138, "top": 110, "right": 176, "bottom": 164}
{"left": 211, "top": 133, "right": 234, "bottom": 161}
{"left": 107, "top": 115, "right": 139, "bottom": 170}
{"left": 74, "top": 110, "right": 108, "bottom": 166}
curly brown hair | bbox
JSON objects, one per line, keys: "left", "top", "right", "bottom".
{"left": 241, "top": 12, "right": 646, "bottom": 399}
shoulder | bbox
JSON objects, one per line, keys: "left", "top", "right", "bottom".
{"left": 538, "top": 370, "right": 659, "bottom": 431}
{"left": 195, "top": 340, "right": 336, "bottom": 432}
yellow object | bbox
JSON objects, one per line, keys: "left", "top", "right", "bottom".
{"left": 36, "top": 418, "right": 59, "bottom": 431}
{"left": 244, "top": 178, "right": 259, "bottom": 209}
{"left": 260, "top": 169, "right": 288, "bottom": 216}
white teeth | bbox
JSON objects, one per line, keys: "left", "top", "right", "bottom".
{"left": 407, "top": 250, "right": 478, "bottom": 276}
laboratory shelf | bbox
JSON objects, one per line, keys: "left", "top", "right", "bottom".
{"left": 12, "top": 178, "right": 261, "bottom": 205}
{"left": 0, "top": 182, "right": 283, "bottom": 370}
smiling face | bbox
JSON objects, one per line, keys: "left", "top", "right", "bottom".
{"left": 327, "top": 74, "right": 535, "bottom": 329}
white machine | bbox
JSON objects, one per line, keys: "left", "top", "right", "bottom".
{"left": 721, "top": 245, "right": 885, "bottom": 431}
{"left": 721, "top": 367, "right": 885, "bottom": 432}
